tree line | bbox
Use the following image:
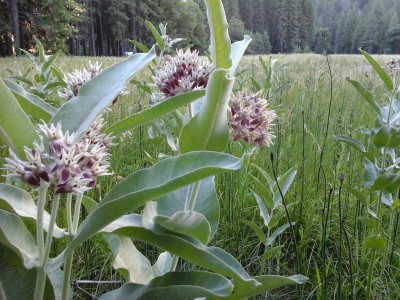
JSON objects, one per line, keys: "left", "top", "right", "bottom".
{"left": 1, "top": 0, "right": 399, "bottom": 57}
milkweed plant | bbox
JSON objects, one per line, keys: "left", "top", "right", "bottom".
{"left": 0, "top": 1, "right": 307, "bottom": 299}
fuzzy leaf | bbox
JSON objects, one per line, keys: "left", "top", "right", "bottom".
{"left": 346, "top": 77, "right": 381, "bottom": 116}
{"left": 334, "top": 135, "right": 366, "bottom": 153}
{"left": 243, "top": 220, "right": 267, "bottom": 245}
{"left": 99, "top": 271, "right": 233, "bottom": 300}
{"left": 359, "top": 49, "right": 393, "bottom": 91}
{"left": 229, "top": 35, "right": 252, "bottom": 77}
{"left": 205, "top": 0, "right": 232, "bottom": 69}
{"left": 371, "top": 173, "right": 400, "bottom": 193}
{"left": 252, "top": 190, "right": 271, "bottom": 227}
{"left": 0, "top": 79, "right": 39, "bottom": 158}
{"left": 105, "top": 90, "right": 205, "bottom": 136}
{"left": 50, "top": 48, "right": 156, "bottom": 141}
{"left": 0, "top": 209, "right": 39, "bottom": 269}
{"left": 0, "top": 184, "right": 66, "bottom": 238}
{"left": 364, "top": 234, "right": 386, "bottom": 250}
{"left": 145, "top": 20, "right": 165, "bottom": 50}
{"left": 59, "top": 152, "right": 248, "bottom": 261}
{"left": 179, "top": 69, "right": 234, "bottom": 153}
{"left": 3, "top": 78, "right": 57, "bottom": 122}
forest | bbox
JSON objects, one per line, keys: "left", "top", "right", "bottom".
{"left": 1, "top": 0, "right": 400, "bottom": 56}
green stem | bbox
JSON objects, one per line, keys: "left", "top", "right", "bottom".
{"left": 185, "top": 181, "right": 202, "bottom": 211}
{"left": 72, "top": 193, "right": 83, "bottom": 232}
{"left": 34, "top": 185, "right": 49, "bottom": 300}
{"left": 33, "top": 268, "right": 47, "bottom": 300}
{"left": 62, "top": 251, "right": 74, "bottom": 300}
{"left": 43, "top": 194, "right": 61, "bottom": 263}
{"left": 36, "top": 185, "right": 48, "bottom": 261}
{"left": 66, "top": 193, "right": 73, "bottom": 234}
{"left": 169, "top": 255, "right": 179, "bottom": 272}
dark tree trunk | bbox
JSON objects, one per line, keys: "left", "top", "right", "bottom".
{"left": 88, "top": 0, "right": 96, "bottom": 56}
{"left": 9, "top": 0, "right": 20, "bottom": 56}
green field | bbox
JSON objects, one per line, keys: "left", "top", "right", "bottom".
{"left": 1, "top": 53, "right": 399, "bottom": 299}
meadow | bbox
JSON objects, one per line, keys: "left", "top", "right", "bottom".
{"left": 1, "top": 52, "right": 399, "bottom": 299}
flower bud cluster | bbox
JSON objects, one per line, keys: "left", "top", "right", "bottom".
{"left": 385, "top": 58, "right": 400, "bottom": 77}
{"left": 4, "top": 119, "right": 114, "bottom": 194}
{"left": 152, "top": 49, "right": 213, "bottom": 97}
{"left": 59, "top": 61, "right": 129, "bottom": 101}
{"left": 228, "top": 90, "right": 277, "bottom": 148}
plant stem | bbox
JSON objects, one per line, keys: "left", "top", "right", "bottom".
{"left": 34, "top": 184, "right": 49, "bottom": 300}
{"left": 72, "top": 193, "right": 83, "bottom": 231}
{"left": 43, "top": 194, "right": 61, "bottom": 263}
{"left": 66, "top": 193, "right": 73, "bottom": 234}
{"left": 62, "top": 252, "right": 74, "bottom": 300}
{"left": 185, "top": 181, "right": 202, "bottom": 211}
{"left": 34, "top": 268, "right": 47, "bottom": 300}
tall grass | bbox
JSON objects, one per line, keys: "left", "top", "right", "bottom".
{"left": 1, "top": 53, "right": 399, "bottom": 299}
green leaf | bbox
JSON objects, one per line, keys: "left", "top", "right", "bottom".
{"left": 371, "top": 173, "right": 400, "bottom": 193}
{"left": 100, "top": 214, "right": 256, "bottom": 284}
{"left": 35, "top": 38, "right": 46, "bottom": 64}
{"left": 229, "top": 35, "right": 252, "bottom": 77}
{"left": 157, "top": 177, "right": 219, "bottom": 242}
{"left": 0, "top": 184, "right": 65, "bottom": 238}
{"left": 145, "top": 20, "right": 165, "bottom": 50}
{"left": 99, "top": 271, "right": 233, "bottom": 300}
{"left": 359, "top": 49, "right": 393, "bottom": 91}
{"left": 373, "top": 126, "right": 400, "bottom": 148}
{"left": 272, "top": 168, "right": 297, "bottom": 208}
{"left": 346, "top": 77, "right": 381, "bottom": 116}
{"left": 0, "top": 244, "right": 57, "bottom": 300}
{"left": 50, "top": 48, "right": 156, "bottom": 141}
{"left": 205, "top": 0, "right": 232, "bottom": 69}
{"left": 105, "top": 90, "right": 205, "bottom": 136}
{"left": 364, "top": 234, "right": 386, "bottom": 250}
{"left": 345, "top": 186, "right": 367, "bottom": 204}
{"left": 268, "top": 203, "right": 296, "bottom": 229}
{"left": 251, "top": 190, "right": 271, "bottom": 227}
{"left": 152, "top": 252, "right": 172, "bottom": 277}
{"left": 0, "top": 79, "right": 39, "bottom": 158}
{"left": 62, "top": 152, "right": 248, "bottom": 259}
{"left": 391, "top": 200, "right": 400, "bottom": 209}
{"left": 155, "top": 211, "right": 211, "bottom": 244}
{"left": 42, "top": 50, "right": 62, "bottom": 74}
{"left": 3, "top": 78, "right": 57, "bottom": 122}
{"left": 11, "top": 75, "right": 34, "bottom": 86}
{"left": 364, "top": 159, "right": 379, "bottom": 188}
{"left": 243, "top": 220, "right": 267, "bottom": 245}
{"left": 206, "top": 274, "right": 307, "bottom": 299}
{"left": 263, "top": 245, "right": 283, "bottom": 260}
{"left": 334, "top": 135, "right": 366, "bottom": 153}
{"left": 0, "top": 209, "right": 39, "bottom": 269}
{"left": 129, "top": 40, "right": 150, "bottom": 53}
{"left": 267, "top": 222, "right": 293, "bottom": 246}
{"left": 109, "top": 235, "right": 154, "bottom": 284}
{"left": 179, "top": 69, "right": 234, "bottom": 153}
{"left": 249, "top": 174, "right": 274, "bottom": 209}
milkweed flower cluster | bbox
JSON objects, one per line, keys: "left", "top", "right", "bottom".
{"left": 4, "top": 119, "right": 115, "bottom": 194}
{"left": 228, "top": 90, "right": 277, "bottom": 148}
{"left": 385, "top": 58, "right": 400, "bottom": 77}
{"left": 152, "top": 49, "right": 213, "bottom": 97}
{"left": 58, "top": 61, "right": 129, "bottom": 101}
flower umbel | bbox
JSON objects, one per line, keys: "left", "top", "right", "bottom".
{"left": 4, "top": 119, "right": 114, "bottom": 194}
{"left": 152, "top": 49, "right": 213, "bottom": 97}
{"left": 228, "top": 90, "right": 277, "bottom": 148}
{"left": 385, "top": 58, "right": 400, "bottom": 77}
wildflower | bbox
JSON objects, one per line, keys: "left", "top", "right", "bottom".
{"left": 58, "top": 61, "right": 129, "bottom": 102}
{"left": 228, "top": 90, "right": 277, "bottom": 148}
{"left": 4, "top": 119, "right": 114, "bottom": 194}
{"left": 152, "top": 49, "right": 213, "bottom": 97}
{"left": 385, "top": 58, "right": 400, "bottom": 77}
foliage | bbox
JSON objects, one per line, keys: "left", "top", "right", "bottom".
{"left": 0, "top": 1, "right": 305, "bottom": 299}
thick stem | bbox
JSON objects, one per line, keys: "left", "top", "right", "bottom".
{"left": 184, "top": 181, "right": 202, "bottom": 212}
{"left": 72, "top": 193, "right": 83, "bottom": 233}
{"left": 43, "top": 194, "right": 61, "bottom": 263}
{"left": 34, "top": 185, "right": 49, "bottom": 300}
{"left": 61, "top": 252, "right": 74, "bottom": 300}
{"left": 34, "top": 268, "right": 47, "bottom": 300}
{"left": 66, "top": 193, "right": 73, "bottom": 234}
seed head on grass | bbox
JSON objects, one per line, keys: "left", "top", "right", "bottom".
{"left": 228, "top": 90, "right": 277, "bottom": 148}
{"left": 4, "top": 119, "right": 114, "bottom": 194}
{"left": 152, "top": 49, "right": 213, "bottom": 97}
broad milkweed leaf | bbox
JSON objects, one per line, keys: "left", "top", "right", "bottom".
{"left": 346, "top": 77, "right": 381, "bottom": 116}
{"left": 99, "top": 271, "right": 233, "bottom": 300}
{"left": 105, "top": 90, "right": 205, "bottom": 136}
{"left": 50, "top": 48, "right": 156, "bottom": 141}
{"left": 145, "top": 20, "right": 165, "bottom": 50}
{"left": 0, "top": 79, "right": 39, "bottom": 158}
{"left": 230, "top": 35, "right": 252, "bottom": 77}
{"left": 359, "top": 49, "right": 393, "bottom": 91}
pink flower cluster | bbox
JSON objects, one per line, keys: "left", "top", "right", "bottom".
{"left": 4, "top": 119, "right": 114, "bottom": 194}
{"left": 229, "top": 90, "right": 277, "bottom": 148}
{"left": 152, "top": 49, "right": 213, "bottom": 97}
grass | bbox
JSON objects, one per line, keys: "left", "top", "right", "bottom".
{"left": 1, "top": 53, "right": 400, "bottom": 299}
